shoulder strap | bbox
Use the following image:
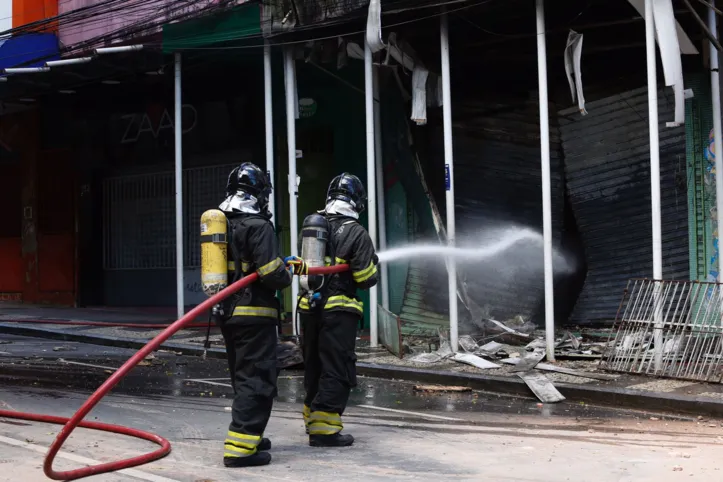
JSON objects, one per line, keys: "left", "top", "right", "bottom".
{"left": 227, "top": 217, "right": 244, "bottom": 283}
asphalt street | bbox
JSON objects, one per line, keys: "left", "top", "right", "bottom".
{"left": 1, "top": 335, "right": 722, "bottom": 482}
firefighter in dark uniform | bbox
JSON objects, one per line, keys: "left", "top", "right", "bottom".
{"left": 217, "top": 162, "right": 292, "bottom": 467}
{"left": 293, "top": 173, "right": 378, "bottom": 447}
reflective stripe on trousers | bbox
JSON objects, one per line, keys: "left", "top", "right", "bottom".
{"left": 224, "top": 430, "right": 261, "bottom": 458}
{"left": 307, "top": 410, "right": 343, "bottom": 435}
{"left": 303, "top": 404, "right": 311, "bottom": 434}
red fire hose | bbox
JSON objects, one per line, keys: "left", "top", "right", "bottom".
{"left": 0, "top": 264, "right": 349, "bottom": 481}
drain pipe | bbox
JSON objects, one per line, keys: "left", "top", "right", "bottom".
{"left": 365, "top": 40, "right": 379, "bottom": 347}
{"left": 643, "top": 0, "right": 664, "bottom": 371}
{"left": 710, "top": 3, "right": 723, "bottom": 286}
{"left": 174, "top": 52, "right": 185, "bottom": 320}
{"left": 440, "top": 11, "right": 458, "bottom": 352}
{"left": 373, "top": 66, "right": 390, "bottom": 311}
{"left": 264, "top": 41, "right": 276, "bottom": 221}
{"left": 284, "top": 47, "right": 300, "bottom": 335}
{"left": 535, "top": 0, "right": 555, "bottom": 361}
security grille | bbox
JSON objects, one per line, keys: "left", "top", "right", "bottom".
{"left": 103, "top": 164, "right": 235, "bottom": 270}
{"left": 601, "top": 279, "right": 723, "bottom": 383}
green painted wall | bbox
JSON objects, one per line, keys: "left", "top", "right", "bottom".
{"left": 686, "top": 73, "right": 716, "bottom": 282}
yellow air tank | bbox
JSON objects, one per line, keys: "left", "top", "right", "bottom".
{"left": 200, "top": 209, "right": 228, "bottom": 297}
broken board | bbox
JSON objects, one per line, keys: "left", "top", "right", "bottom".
{"left": 517, "top": 371, "right": 566, "bottom": 403}
{"left": 413, "top": 385, "right": 472, "bottom": 393}
{"left": 501, "top": 358, "right": 618, "bottom": 381}
{"left": 510, "top": 347, "right": 545, "bottom": 373}
{"left": 452, "top": 352, "right": 500, "bottom": 370}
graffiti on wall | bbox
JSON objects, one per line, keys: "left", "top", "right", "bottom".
{"left": 705, "top": 129, "right": 719, "bottom": 283}
{"left": 183, "top": 268, "right": 207, "bottom": 305}
{"left": 120, "top": 104, "right": 197, "bottom": 144}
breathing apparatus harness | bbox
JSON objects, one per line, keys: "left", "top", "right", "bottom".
{"left": 293, "top": 213, "right": 358, "bottom": 337}
{"left": 199, "top": 208, "right": 262, "bottom": 357}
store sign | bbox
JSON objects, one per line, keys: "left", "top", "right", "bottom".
{"left": 120, "top": 104, "right": 197, "bottom": 144}
{"left": 299, "top": 98, "right": 317, "bottom": 118}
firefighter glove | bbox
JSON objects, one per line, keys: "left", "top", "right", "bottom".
{"left": 284, "top": 256, "right": 309, "bottom": 276}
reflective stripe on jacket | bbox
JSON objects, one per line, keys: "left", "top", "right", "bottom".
{"left": 298, "top": 215, "right": 378, "bottom": 316}
{"left": 225, "top": 213, "right": 292, "bottom": 322}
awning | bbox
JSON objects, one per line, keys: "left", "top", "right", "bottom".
{"left": 0, "top": 33, "right": 59, "bottom": 69}
{"left": 162, "top": 3, "right": 261, "bottom": 53}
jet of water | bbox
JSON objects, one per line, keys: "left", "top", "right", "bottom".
{"left": 377, "top": 228, "right": 541, "bottom": 264}
{"left": 376, "top": 226, "right": 574, "bottom": 274}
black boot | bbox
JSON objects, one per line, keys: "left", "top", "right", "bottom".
{"left": 309, "top": 433, "right": 354, "bottom": 447}
{"left": 258, "top": 438, "right": 272, "bottom": 451}
{"left": 224, "top": 452, "right": 272, "bottom": 467}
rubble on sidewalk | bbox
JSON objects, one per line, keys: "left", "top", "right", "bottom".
{"left": 369, "top": 322, "right": 622, "bottom": 403}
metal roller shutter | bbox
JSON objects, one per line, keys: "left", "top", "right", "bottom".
{"left": 558, "top": 87, "right": 689, "bottom": 324}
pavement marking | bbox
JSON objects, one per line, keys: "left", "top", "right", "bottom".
{"left": 0, "top": 434, "right": 181, "bottom": 482}
{"left": 356, "top": 404, "right": 464, "bottom": 421}
{"left": 184, "top": 379, "right": 232, "bottom": 388}
{"left": 57, "top": 359, "right": 119, "bottom": 371}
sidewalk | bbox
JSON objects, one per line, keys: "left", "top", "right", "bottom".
{"left": 1, "top": 306, "right": 722, "bottom": 418}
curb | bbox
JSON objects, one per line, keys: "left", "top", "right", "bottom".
{"left": 355, "top": 363, "right": 723, "bottom": 419}
{"left": 0, "top": 322, "right": 228, "bottom": 360}
{"left": 3, "top": 323, "right": 722, "bottom": 418}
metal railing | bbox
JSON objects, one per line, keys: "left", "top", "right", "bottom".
{"left": 601, "top": 279, "right": 723, "bottom": 383}
{"left": 103, "top": 164, "right": 235, "bottom": 270}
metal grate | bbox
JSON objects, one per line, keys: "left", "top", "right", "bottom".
{"left": 601, "top": 279, "right": 723, "bottom": 383}
{"left": 184, "top": 164, "right": 238, "bottom": 267}
{"left": 103, "top": 164, "right": 235, "bottom": 270}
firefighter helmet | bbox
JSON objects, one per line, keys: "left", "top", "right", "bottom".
{"left": 226, "top": 162, "right": 272, "bottom": 210}
{"left": 326, "top": 173, "right": 367, "bottom": 214}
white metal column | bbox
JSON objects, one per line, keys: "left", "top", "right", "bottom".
{"left": 440, "top": 12, "right": 458, "bottom": 352}
{"left": 284, "top": 47, "right": 299, "bottom": 335}
{"left": 174, "top": 52, "right": 184, "bottom": 319}
{"left": 710, "top": 4, "right": 723, "bottom": 282}
{"left": 373, "top": 66, "right": 390, "bottom": 311}
{"left": 264, "top": 41, "right": 276, "bottom": 221}
{"left": 365, "top": 40, "right": 379, "bottom": 347}
{"left": 644, "top": 0, "right": 664, "bottom": 371}
{"left": 535, "top": 0, "right": 555, "bottom": 361}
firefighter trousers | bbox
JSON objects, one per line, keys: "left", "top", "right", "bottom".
{"left": 221, "top": 321, "right": 278, "bottom": 457}
{"left": 301, "top": 311, "right": 358, "bottom": 435}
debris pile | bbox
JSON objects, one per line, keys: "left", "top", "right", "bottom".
{"left": 384, "top": 320, "right": 620, "bottom": 404}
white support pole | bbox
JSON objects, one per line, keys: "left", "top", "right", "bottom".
{"left": 710, "top": 4, "right": 723, "bottom": 284}
{"left": 707, "top": 4, "right": 723, "bottom": 351}
{"left": 284, "top": 47, "right": 299, "bottom": 335}
{"left": 535, "top": 0, "right": 555, "bottom": 361}
{"left": 264, "top": 41, "right": 276, "bottom": 221}
{"left": 373, "top": 66, "right": 390, "bottom": 311}
{"left": 365, "top": 40, "right": 379, "bottom": 347}
{"left": 440, "top": 12, "right": 458, "bottom": 353}
{"left": 644, "top": 0, "right": 664, "bottom": 371}
{"left": 174, "top": 52, "right": 185, "bottom": 319}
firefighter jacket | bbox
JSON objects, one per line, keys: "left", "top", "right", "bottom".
{"left": 224, "top": 213, "right": 292, "bottom": 324}
{"left": 298, "top": 215, "right": 378, "bottom": 317}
